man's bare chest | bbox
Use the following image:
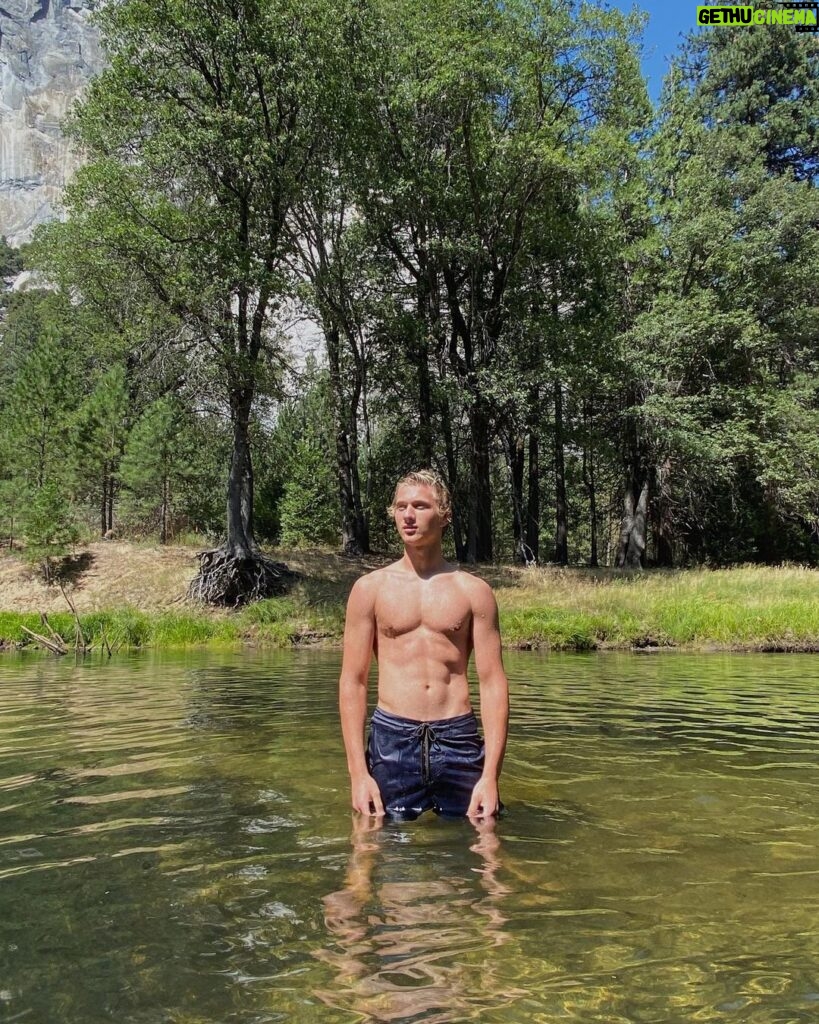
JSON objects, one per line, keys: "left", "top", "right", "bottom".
{"left": 375, "top": 586, "right": 472, "bottom": 640}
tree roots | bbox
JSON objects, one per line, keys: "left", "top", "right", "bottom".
{"left": 188, "top": 548, "right": 300, "bottom": 606}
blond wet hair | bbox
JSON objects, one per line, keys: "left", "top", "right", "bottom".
{"left": 388, "top": 469, "right": 452, "bottom": 522}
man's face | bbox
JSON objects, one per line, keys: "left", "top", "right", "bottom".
{"left": 392, "top": 483, "right": 447, "bottom": 546}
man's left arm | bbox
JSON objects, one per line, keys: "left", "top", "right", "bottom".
{"left": 467, "top": 579, "right": 509, "bottom": 819}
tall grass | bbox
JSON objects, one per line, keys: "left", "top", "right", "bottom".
{"left": 0, "top": 608, "right": 241, "bottom": 652}
{"left": 2, "top": 565, "right": 817, "bottom": 653}
{"left": 497, "top": 565, "right": 819, "bottom": 650}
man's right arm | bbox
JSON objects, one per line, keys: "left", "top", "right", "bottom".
{"left": 339, "top": 575, "right": 384, "bottom": 816}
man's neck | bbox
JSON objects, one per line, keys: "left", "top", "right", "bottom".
{"left": 401, "top": 544, "right": 448, "bottom": 578}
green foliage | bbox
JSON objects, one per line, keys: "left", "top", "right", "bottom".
{"left": 71, "top": 363, "right": 129, "bottom": 535}
{"left": 0, "top": 237, "right": 23, "bottom": 278}
{"left": 119, "top": 396, "right": 200, "bottom": 542}
{"left": 0, "top": 479, "right": 21, "bottom": 549}
{"left": 273, "top": 367, "right": 338, "bottom": 547}
{"left": 278, "top": 440, "right": 338, "bottom": 547}
{"left": 37, "top": 0, "right": 367, "bottom": 565}
{"left": 20, "top": 482, "right": 80, "bottom": 580}
{"left": 0, "top": 608, "right": 238, "bottom": 650}
{"left": 175, "top": 413, "right": 231, "bottom": 539}
{"left": 3, "top": 565, "right": 816, "bottom": 652}
{"left": 8, "top": 0, "right": 817, "bottom": 572}
{"left": 624, "top": 25, "right": 819, "bottom": 563}
{"left": 2, "top": 322, "right": 77, "bottom": 491}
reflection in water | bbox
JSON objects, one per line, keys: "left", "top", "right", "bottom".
{"left": 316, "top": 815, "right": 523, "bottom": 1023}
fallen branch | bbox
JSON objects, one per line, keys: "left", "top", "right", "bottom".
{"left": 99, "top": 622, "right": 113, "bottom": 658}
{"left": 40, "top": 613, "right": 67, "bottom": 649}
{"left": 59, "top": 583, "right": 87, "bottom": 654}
{"left": 21, "top": 626, "right": 66, "bottom": 656}
{"left": 74, "top": 623, "right": 86, "bottom": 656}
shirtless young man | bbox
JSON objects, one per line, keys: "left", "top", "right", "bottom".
{"left": 339, "top": 470, "right": 509, "bottom": 821}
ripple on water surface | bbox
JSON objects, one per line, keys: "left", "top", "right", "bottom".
{"left": 1, "top": 649, "right": 818, "bottom": 1023}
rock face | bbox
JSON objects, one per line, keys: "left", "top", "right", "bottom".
{"left": 0, "top": 0, "right": 103, "bottom": 245}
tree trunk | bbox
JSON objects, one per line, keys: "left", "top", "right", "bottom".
{"left": 466, "top": 399, "right": 493, "bottom": 563}
{"left": 525, "top": 428, "right": 540, "bottom": 563}
{"left": 347, "top": 412, "right": 369, "bottom": 554}
{"left": 324, "top": 322, "right": 370, "bottom": 556}
{"left": 100, "top": 472, "right": 107, "bottom": 538}
{"left": 441, "top": 396, "right": 466, "bottom": 561}
{"left": 414, "top": 283, "right": 434, "bottom": 466}
{"left": 616, "top": 393, "right": 649, "bottom": 570}
{"left": 552, "top": 380, "right": 568, "bottom": 565}
{"left": 617, "top": 476, "right": 649, "bottom": 568}
{"left": 189, "top": 380, "right": 296, "bottom": 606}
{"left": 361, "top": 368, "right": 373, "bottom": 547}
{"left": 106, "top": 470, "right": 114, "bottom": 534}
{"left": 347, "top": 397, "right": 369, "bottom": 554}
{"left": 337, "top": 430, "right": 360, "bottom": 556}
{"left": 160, "top": 474, "right": 168, "bottom": 545}
{"left": 226, "top": 387, "right": 257, "bottom": 560}
{"left": 509, "top": 432, "right": 526, "bottom": 562}
{"left": 582, "top": 401, "right": 598, "bottom": 568}
{"left": 583, "top": 446, "right": 598, "bottom": 569}
{"left": 650, "top": 458, "right": 674, "bottom": 567}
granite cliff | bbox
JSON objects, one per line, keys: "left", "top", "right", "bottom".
{"left": 0, "top": 0, "right": 103, "bottom": 245}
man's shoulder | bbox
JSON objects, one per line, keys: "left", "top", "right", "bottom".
{"left": 451, "top": 566, "right": 493, "bottom": 591}
{"left": 451, "top": 568, "right": 497, "bottom": 609}
{"left": 348, "top": 561, "right": 402, "bottom": 596}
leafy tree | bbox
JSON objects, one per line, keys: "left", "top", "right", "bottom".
{"left": 289, "top": 198, "right": 375, "bottom": 556}
{"left": 631, "top": 26, "right": 819, "bottom": 563}
{"left": 0, "top": 478, "right": 21, "bottom": 550}
{"left": 48, "top": 0, "right": 358, "bottom": 601}
{"left": 350, "top": 0, "right": 646, "bottom": 561}
{"left": 0, "top": 291, "right": 85, "bottom": 548}
{"left": 279, "top": 439, "right": 339, "bottom": 547}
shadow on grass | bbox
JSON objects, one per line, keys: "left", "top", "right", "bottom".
{"left": 53, "top": 551, "right": 96, "bottom": 588}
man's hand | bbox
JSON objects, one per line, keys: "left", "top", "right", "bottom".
{"left": 350, "top": 773, "right": 384, "bottom": 817}
{"left": 467, "top": 774, "right": 500, "bottom": 820}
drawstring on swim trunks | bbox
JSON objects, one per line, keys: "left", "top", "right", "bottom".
{"left": 412, "top": 721, "right": 439, "bottom": 784}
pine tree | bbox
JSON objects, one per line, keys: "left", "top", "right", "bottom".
{"left": 273, "top": 367, "right": 338, "bottom": 547}
{"left": 3, "top": 325, "right": 76, "bottom": 491}
{"left": 279, "top": 438, "right": 339, "bottom": 547}
{"left": 119, "top": 397, "right": 198, "bottom": 544}
{"left": 20, "top": 481, "right": 79, "bottom": 582}
{"left": 71, "top": 364, "right": 129, "bottom": 537}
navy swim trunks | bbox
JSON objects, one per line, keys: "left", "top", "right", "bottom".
{"left": 366, "top": 706, "right": 486, "bottom": 820}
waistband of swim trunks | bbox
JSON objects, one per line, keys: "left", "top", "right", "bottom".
{"left": 371, "top": 706, "right": 477, "bottom": 731}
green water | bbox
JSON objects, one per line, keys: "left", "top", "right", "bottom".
{"left": 1, "top": 651, "right": 818, "bottom": 1023}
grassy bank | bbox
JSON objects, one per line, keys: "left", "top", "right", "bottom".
{"left": 1, "top": 543, "right": 818, "bottom": 652}
{"left": 0, "top": 598, "right": 338, "bottom": 653}
{"left": 495, "top": 564, "right": 819, "bottom": 652}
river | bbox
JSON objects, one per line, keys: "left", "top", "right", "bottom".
{"left": 1, "top": 650, "right": 818, "bottom": 1022}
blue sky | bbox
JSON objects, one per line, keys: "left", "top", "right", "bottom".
{"left": 608, "top": 1, "right": 691, "bottom": 103}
